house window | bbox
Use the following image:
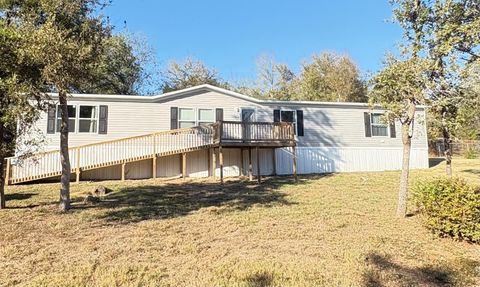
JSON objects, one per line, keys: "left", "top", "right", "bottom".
{"left": 56, "top": 105, "right": 76, "bottom": 133}
{"left": 179, "top": 108, "right": 196, "bottom": 128}
{"left": 371, "top": 113, "right": 389, "bottom": 137}
{"left": 198, "top": 109, "right": 215, "bottom": 126}
{"left": 241, "top": 108, "right": 255, "bottom": 122}
{"left": 280, "top": 110, "right": 297, "bottom": 134}
{"left": 78, "top": 106, "right": 98, "bottom": 133}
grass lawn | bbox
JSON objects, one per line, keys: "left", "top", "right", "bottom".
{"left": 1, "top": 158, "right": 479, "bottom": 287}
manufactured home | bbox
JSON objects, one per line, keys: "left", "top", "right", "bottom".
{"left": 5, "top": 84, "right": 429, "bottom": 185}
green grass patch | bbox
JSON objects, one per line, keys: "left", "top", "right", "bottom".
{"left": 1, "top": 158, "right": 479, "bottom": 286}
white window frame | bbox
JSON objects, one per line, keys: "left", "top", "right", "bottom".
{"left": 178, "top": 107, "right": 217, "bottom": 128}
{"left": 370, "top": 112, "right": 390, "bottom": 137}
{"left": 78, "top": 105, "right": 99, "bottom": 134}
{"left": 197, "top": 108, "right": 216, "bottom": 126}
{"left": 178, "top": 107, "right": 196, "bottom": 128}
{"left": 240, "top": 107, "right": 257, "bottom": 122}
{"left": 279, "top": 109, "right": 298, "bottom": 135}
{"left": 56, "top": 104, "right": 77, "bottom": 133}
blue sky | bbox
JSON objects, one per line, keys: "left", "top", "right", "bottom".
{"left": 104, "top": 0, "right": 403, "bottom": 82}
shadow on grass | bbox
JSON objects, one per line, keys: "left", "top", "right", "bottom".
{"left": 5, "top": 192, "right": 37, "bottom": 201}
{"left": 74, "top": 176, "right": 312, "bottom": 224}
{"left": 429, "top": 158, "right": 445, "bottom": 168}
{"left": 462, "top": 169, "right": 480, "bottom": 175}
{"left": 362, "top": 252, "right": 479, "bottom": 287}
{"left": 244, "top": 271, "right": 274, "bottom": 287}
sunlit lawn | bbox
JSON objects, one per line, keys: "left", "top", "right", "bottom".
{"left": 0, "top": 158, "right": 479, "bottom": 286}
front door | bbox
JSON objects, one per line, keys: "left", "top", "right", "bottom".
{"left": 241, "top": 108, "right": 255, "bottom": 142}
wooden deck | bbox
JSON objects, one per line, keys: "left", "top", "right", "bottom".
{"left": 214, "top": 121, "right": 296, "bottom": 147}
{"left": 5, "top": 121, "right": 297, "bottom": 185}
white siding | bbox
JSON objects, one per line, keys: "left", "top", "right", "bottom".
{"left": 36, "top": 90, "right": 428, "bottom": 152}
{"left": 80, "top": 146, "right": 428, "bottom": 180}
{"left": 28, "top": 88, "right": 430, "bottom": 182}
{"left": 276, "top": 147, "right": 429, "bottom": 174}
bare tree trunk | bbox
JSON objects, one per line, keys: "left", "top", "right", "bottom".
{"left": 397, "top": 102, "right": 416, "bottom": 218}
{"left": 0, "top": 155, "right": 6, "bottom": 209}
{"left": 397, "top": 123, "right": 412, "bottom": 218}
{"left": 441, "top": 110, "right": 452, "bottom": 177}
{"left": 59, "top": 91, "right": 71, "bottom": 211}
{"left": 0, "top": 117, "right": 14, "bottom": 209}
{"left": 0, "top": 118, "right": 8, "bottom": 209}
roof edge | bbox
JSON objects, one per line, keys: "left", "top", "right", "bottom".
{"left": 46, "top": 84, "right": 427, "bottom": 109}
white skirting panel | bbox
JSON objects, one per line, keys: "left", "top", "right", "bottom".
{"left": 80, "top": 147, "right": 429, "bottom": 181}
{"left": 275, "top": 147, "right": 429, "bottom": 175}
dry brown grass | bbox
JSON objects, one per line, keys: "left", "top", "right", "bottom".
{"left": 1, "top": 158, "right": 479, "bottom": 287}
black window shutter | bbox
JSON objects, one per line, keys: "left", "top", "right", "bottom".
{"left": 296, "top": 110, "right": 304, "bottom": 136}
{"left": 170, "top": 107, "right": 178, "bottom": 129}
{"left": 215, "top": 108, "right": 223, "bottom": 122}
{"left": 273, "top": 110, "right": 280, "bottom": 122}
{"left": 390, "top": 121, "right": 396, "bottom": 138}
{"left": 364, "top": 112, "right": 372, "bottom": 137}
{"left": 46, "top": 106, "right": 56, "bottom": 134}
{"left": 98, "top": 105, "right": 108, "bottom": 134}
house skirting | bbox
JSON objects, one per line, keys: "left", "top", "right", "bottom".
{"left": 80, "top": 147, "right": 429, "bottom": 181}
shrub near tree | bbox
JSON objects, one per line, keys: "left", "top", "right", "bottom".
{"left": 413, "top": 177, "right": 480, "bottom": 243}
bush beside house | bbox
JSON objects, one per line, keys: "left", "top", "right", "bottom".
{"left": 413, "top": 177, "right": 480, "bottom": 243}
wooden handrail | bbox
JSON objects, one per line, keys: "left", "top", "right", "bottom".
{"left": 6, "top": 125, "right": 215, "bottom": 160}
{"left": 7, "top": 121, "right": 295, "bottom": 184}
{"left": 218, "top": 121, "right": 295, "bottom": 143}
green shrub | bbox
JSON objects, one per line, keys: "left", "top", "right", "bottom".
{"left": 463, "top": 147, "right": 478, "bottom": 159}
{"left": 413, "top": 177, "right": 480, "bottom": 243}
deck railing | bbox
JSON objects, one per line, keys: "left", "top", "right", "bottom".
{"left": 216, "top": 121, "right": 295, "bottom": 144}
{"left": 7, "top": 125, "right": 214, "bottom": 184}
{"left": 6, "top": 121, "right": 295, "bottom": 184}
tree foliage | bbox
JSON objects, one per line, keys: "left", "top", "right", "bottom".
{"left": 370, "top": 56, "right": 429, "bottom": 217}
{"left": 391, "top": 0, "right": 480, "bottom": 176}
{"left": 292, "top": 53, "right": 367, "bottom": 102}
{"left": 161, "top": 58, "right": 227, "bottom": 93}
{"left": 369, "top": 57, "right": 428, "bottom": 120}
{"left": 252, "top": 54, "right": 295, "bottom": 100}
{"left": 1, "top": 0, "right": 116, "bottom": 211}
{"left": 78, "top": 34, "right": 156, "bottom": 95}
{"left": 240, "top": 52, "right": 367, "bottom": 102}
{"left": 0, "top": 12, "right": 49, "bottom": 208}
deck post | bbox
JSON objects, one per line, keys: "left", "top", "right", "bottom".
{"left": 241, "top": 122, "right": 246, "bottom": 143}
{"left": 212, "top": 148, "right": 217, "bottom": 179}
{"left": 5, "top": 158, "right": 11, "bottom": 186}
{"left": 292, "top": 146, "right": 298, "bottom": 182}
{"left": 75, "top": 147, "right": 81, "bottom": 184}
{"left": 219, "top": 145, "right": 224, "bottom": 184}
{"left": 152, "top": 135, "right": 157, "bottom": 179}
{"left": 182, "top": 152, "right": 187, "bottom": 179}
{"left": 207, "top": 148, "right": 211, "bottom": 177}
{"left": 272, "top": 148, "right": 277, "bottom": 176}
{"left": 240, "top": 148, "right": 244, "bottom": 176}
{"left": 256, "top": 146, "right": 261, "bottom": 184}
{"left": 248, "top": 147, "right": 253, "bottom": 181}
{"left": 152, "top": 157, "right": 157, "bottom": 179}
{"left": 121, "top": 162, "right": 126, "bottom": 181}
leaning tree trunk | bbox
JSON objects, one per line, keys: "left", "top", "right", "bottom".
{"left": 0, "top": 120, "right": 6, "bottom": 209}
{"left": 59, "top": 91, "right": 71, "bottom": 211}
{"left": 441, "top": 111, "right": 452, "bottom": 177}
{"left": 0, "top": 155, "right": 6, "bottom": 209}
{"left": 397, "top": 102, "right": 416, "bottom": 218}
{"left": 397, "top": 122, "right": 413, "bottom": 218}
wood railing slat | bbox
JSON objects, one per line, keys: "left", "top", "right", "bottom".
{"left": 8, "top": 121, "right": 293, "bottom": 184}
